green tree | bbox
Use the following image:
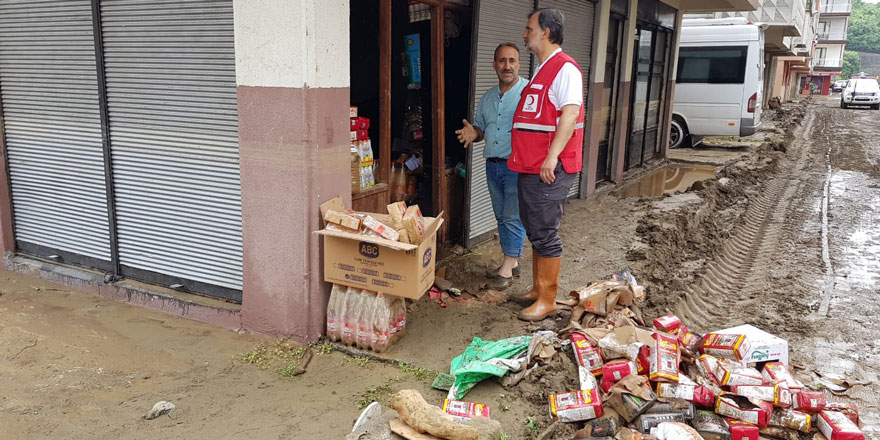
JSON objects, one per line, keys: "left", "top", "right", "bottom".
{"left": 842, "top": 51, "right": 862, "bottom": 79}
{"left": 847, "top": 0, "right": 880, "bottom": 53}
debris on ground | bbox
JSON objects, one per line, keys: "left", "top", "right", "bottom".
{"left": 447, "top": 335, "right": 531, "bottom": 400}
{"left": 388, "top": 389, "right": 503, "bottom": 440}
{"left": 144, "top": 400, "right": 175, "bottom": 420}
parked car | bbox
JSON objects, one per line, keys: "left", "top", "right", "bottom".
{"left": 832, "top": 80, "right": 848, "bottom": 93}
{"left": 840, "top": 79, "right": 880, "bottom": 110}
{"left": 670, "top": 19, "right": 766, "bottom": 149}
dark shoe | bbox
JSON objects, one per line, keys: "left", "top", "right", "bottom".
{"left": 486, "top": 274, "right": 513, "bottom": 290}
{"left": 518, "top": 256, "right": 561, "bottom": 321}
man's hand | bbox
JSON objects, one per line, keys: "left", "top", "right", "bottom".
{"left": 540, "top": 155, "right": 558, "bottom": 184}
{"left": 455, "top": 119, "right": 480, "bottom": 147}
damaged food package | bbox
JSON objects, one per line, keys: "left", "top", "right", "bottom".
{"left": 714, "top": 358, "right": 763, "bottom": 386}
{"left": 729, "top": 384, "right": 791, "bottom": 407}
{"left": 442, "top": 399, "right": 491, "bottom": 424}
{"left": 768, "top": 408, "right": 811, "bottom": 433}
{"left": 725, "top": 418, "right": 759, "bottom": 440}
{"left": 548, "top": 389, "right": 604, "bottom": 423}
{"left": 648, "top": 332, "right": 680, "bottom": 383}
{"left": 362, "top": 215, "right": 400, "bottom": 241}
{"left": 700, "top": 333, "right": 750, "bottom": 361}
{"left": 655, "top": 382, "right": 715, "bottom": 408}
{"left": 817, "top": 409, "right": 864, "bottom": 440}
{"left": 634, "top": 412, "right": 687, "bottom": 434}
{"left": 387, "top": 201, "right": 407, "bottom": 230}
{"left": 690, "top": 410, "right": 730, "bottom": 440}
{"left": 571, "top": 332, "right": 603, "bottom": 390}
{"left": 403, "top": 205, "right": 425, "bottom": 244}
{"left": 714, "top": 393, "right": 769, "bottom": 427}
{"left": 606, "top": 392, "right": 655, "bottom": 423}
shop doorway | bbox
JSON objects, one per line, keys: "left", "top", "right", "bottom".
{"left": 625, "top": 24, "right": 671, "bottom": 170}
{"left": 597, "top": 13, "right": 625, "bottom": 182}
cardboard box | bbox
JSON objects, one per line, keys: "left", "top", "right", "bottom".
{"left": 549, "top": 389, "right": 603, "bottom": 422}
{"left": 700, "top": 333, "right": 750, "bottom": 361}
{"left": 717, "top": 324, "right": 788, "bottom": 366}
{"left": 317, "top": 198, "right": 443, "bottom": 299}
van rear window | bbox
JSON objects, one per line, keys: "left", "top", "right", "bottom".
{"left": 677, "top": 46, "right": 748, "bottom": 84}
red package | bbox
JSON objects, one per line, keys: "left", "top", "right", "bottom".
{"left": 548, "top": 389, "right": 604, "bottom": 422}
{"left": 655, "top": 382, "right": 714, "bottom": 407}
{"left": 715, "top": 358, "right": 763, "bottom": 386}
{"left": 715, "top": 393, "right": 769, "bottom": 427}
{"left": 700, "top": 333, "right": 749, "bottom": 360}
{"left": 653, "top": 314, "right": 681, "bottom": 334}
{"left": 600, "top": 375, "right": 615, "bottom": 393}
{"left": 761, "top": 362, "right": 804, "bottom": 391}
{"left": 725, "top": 418, "right": 759, "bottom": 440}
{"left": 825, "top": 402, "right": 859, "bottom": 425}
{"left": 729, "top": 384, "right": 791, "bottom": 407}
{"left": 356, "top": 128, "right": 370, "bottom": 141}
{"left": 636, "top": 345, "right": 650, "bottom": 374}
{"left": 443, "top": 399, "right": 490, "bottom": 423}
{"left": 602, "top": 359, "right": 638, "bottom": 383}
{"left": 696, "top": 354, "right": 721, "bottom": 385}
{"left": 350, "top": 116, "right": 370, "bottom": 130}
{"left": 818, "top": 410, "right": 864, "bottom": 440}
{"left": 571, "top": 333, "right": 604, "bottom": 376}
{"left": 677, "top": 324, "right": 701, "bottom": 352}
{"left": 792, "top": 391, "right": 826, "bottom": 413}
{"left": 649, "top": 332, "right": 680, "bottom": 382}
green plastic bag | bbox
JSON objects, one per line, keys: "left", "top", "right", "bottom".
{"left": 448, "top": 335, "right": 531, "bottom": 400}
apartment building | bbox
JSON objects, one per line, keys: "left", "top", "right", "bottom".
{"left": 811, "top": 0, "right": 852, "bottom": 94}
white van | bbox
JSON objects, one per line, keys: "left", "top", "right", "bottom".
{"left": 670, "top": 19, "right": 766, "bottom": 148}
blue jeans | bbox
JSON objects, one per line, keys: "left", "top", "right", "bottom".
{"left": 486, "top": 159, "right": 526, "bottom": 258}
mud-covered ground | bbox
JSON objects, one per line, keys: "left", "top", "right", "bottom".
{"left": 1, "top": 96, "right": 877, "bottom": 439}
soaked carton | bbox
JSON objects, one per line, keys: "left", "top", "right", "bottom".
{"left": 768, "top": 408, "right": 811, "bottom": 433}
{"left": 715, "top": 393, "right": 769, "bottom": 427}
{"left": 791, "top": 390, "right": 825, "bottom": 413}
{"left": 656, "top": 382, "right": 715, "bottom": 408}
{"left": 701, "top": 333, "right": 750, "bottom": 361}
{"left": 649, "top": 332, "right": 680, "bottom": 382}
{"left": 761, "top": 362, "right": 804, "bottom": 391}
{"left": 443, "top": 399, "right": 491, "bottom": 423}
{"left": 725, "top": 419, "right": 759, "bottom": 440}
{"left": 606, "top": 392, "right": 655, "bottom": 423}
{"left": 825, "top": 402, "right": 859, "bottom": 425}
{"left": 548, "top": 389, "right": 603, "bottom": 422}
{"left": 697, "top": 354, "right": 722, "bottom": 385}
{"left": 653, "top": 314, "right": 682, "bottom": 334}
{"left": 717, "top": 324, "right": 788, "bottom": 366}
{"left": 585, "top": 413, "right": 621, "bottom": 438}
{"left": 729, "top": 384, "right": 791, "bottom": 407}
{"left": 634, "top": 413, "right": 686, "bottom": 434}
{"left": 572, "top": 332, "right": 604, "bottom": 382}
{"left": 818, "top": 410, "right": 864, "bottom": 440}
{"left": 714, "top": 358, "right": 763, "bottom": 386}
{"left": 677, "top": 324, "right": 701, "bottom": 353}
{"left": 691, "top": 410, "right": 731, "bottom": 440}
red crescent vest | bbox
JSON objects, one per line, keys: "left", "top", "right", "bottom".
{"left": 508, "top": 51, "right": 585, "bottom": 174}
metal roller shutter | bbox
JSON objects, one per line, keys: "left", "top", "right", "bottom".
{"left": 0, "top": 0, "right": 111, "bottom": 265}
{"left": 465, "top": 0, "right": 533, "bottom": 247}
{"left": 100, "top": 0, "right": 242, "bottom": 294}
{"left": 539, "top": 0, "right": 595, "bottom": 198}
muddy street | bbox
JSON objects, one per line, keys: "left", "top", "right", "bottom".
{"left": 1, "top": 96, "right": 878, "bottom": 439}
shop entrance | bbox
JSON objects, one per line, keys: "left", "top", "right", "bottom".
{"left": 625, "top": 24, "right": 672, "bottom": 170}
{"left": 597, "top": 13, "right": 625, "bottom": 182}
{"left": 349, "top": 0, "right": 473, "bottom": 242}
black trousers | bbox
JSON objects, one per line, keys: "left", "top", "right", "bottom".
{"left": 517, "top": 163, "right": 576, "bottom": 258}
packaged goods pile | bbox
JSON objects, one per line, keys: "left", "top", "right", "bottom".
{"left": 323, "top": 200, "right": 427, "bottom": 245}
{"left": 349, "top": 107, "right": 375, "bottom": 192}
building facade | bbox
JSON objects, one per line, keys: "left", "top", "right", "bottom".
{"left": 0, "top": 0, "right": 757, "bottom": 341}
{"left": 812, "top": 0, "right": 852, "bottom": 93}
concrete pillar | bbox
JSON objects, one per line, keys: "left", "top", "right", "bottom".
{"left": 234, "top": 0, "right": 351, "bottom": 341}
{"left": 0, "top": 107, "right": 14, "bottom": 256}
{"left": 610, "top": 0, "right": 639, "bottom": 182}
{"left": 582, "top": 0, "right": 612, "bottom": 198}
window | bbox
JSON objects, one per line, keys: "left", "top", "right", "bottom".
{"left": 677, "top": 46, "right": 748, "bottom": 84}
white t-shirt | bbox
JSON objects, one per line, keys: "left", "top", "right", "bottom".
{"left": 532, "top": 48, "right": 583, "bottom": 109}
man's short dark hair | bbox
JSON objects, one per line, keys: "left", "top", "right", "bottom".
{"left": 530, "top": 8, "right": 565, "bottom": 45}
{"left": 494, "top": 42, "right": 520, "bottom": 60}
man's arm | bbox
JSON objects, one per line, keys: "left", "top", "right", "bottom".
{"left": 540, "top": 104, "right": 579, "bottom": 184}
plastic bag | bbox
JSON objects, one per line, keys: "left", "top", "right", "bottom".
{"left": 447, "top": 335, "right": 531, "bottom": 400}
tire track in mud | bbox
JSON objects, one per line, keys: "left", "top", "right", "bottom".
{"left": 674, "top": 111, "right": 818, "bottom": 331}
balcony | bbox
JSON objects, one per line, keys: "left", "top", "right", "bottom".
{"left": 813, "top": 58, "right": 843, "bottom": 68}
{"left": 820, "top": 3, "right": 852, "bottom": 14}
{"left": 818, "top": 31, "right": 848, "bottom": 41}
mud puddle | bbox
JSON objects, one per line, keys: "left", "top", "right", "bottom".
{"left": 615, "top": 164, "right": 717, "bottom": 198}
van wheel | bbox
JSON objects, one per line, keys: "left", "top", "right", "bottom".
{"left": 841, "top": 101, "right": 848, "bottom": 109}
{"left": 670, "top": 118, "right": 690, "bottom": 149}
{"left": 873, "top": 104, "right": 880, "bottom": 110}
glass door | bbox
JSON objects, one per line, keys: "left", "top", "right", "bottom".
{"left": 597, "top": 14, "right": 624, "bottom": 182}
{"left": 625, "top": 26, "right": 652, "bottom": 170}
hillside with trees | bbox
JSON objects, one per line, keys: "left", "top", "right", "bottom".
{"left": 847, "top": 0, "right": 880, "bottom": 53}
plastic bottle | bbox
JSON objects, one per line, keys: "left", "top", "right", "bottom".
{"left": 355, "top": 290, "right": 376, "bottom": 349}
{"left": 340, "top": 286, "right": 359, "bottom": 346}
{"left": 326, "top": 284, "right": 345, "bottom": 342}
{"left": 389, "top": 296, "right": 407, "bottom": 344}
{"left": 371, "top": 293, "right": 392, "bottom": 353}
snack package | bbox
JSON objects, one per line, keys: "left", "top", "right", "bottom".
{"left": 635, "top": 413, "right": 686, "bottom": 434}
{"left": 696, "top": 354, "right": 722, "bottom": 385}
{"left": 761, "top": 362, "right": 804, "bottom": 391}
{"left": 791, "top": 390, "right": 825, "bottom": 413}
{"left": 606, "top": 392, "right": 655, "bottom": 423}
{"left": 323, "top": 209, "right": 362, "bottom": 231}
{"left": 725, "top": 418, "right": 759, "bottom": 440}
{"left": 701, "top": 333, "right": 749, "bottom": 361}
{"left": 817, "top": 410, "right": 864, "bottom": 440}
{"left": 690, "top": 410, "right": 729, "bottom": 440}
{"left": 402, "top": 205, "right": 425, "bottom": 244}
{"left": 649, "top": 332, "right": 680, "bottom": 382}
{"left": 647, "top": 402, "right": 696, "bottom": 420}
{"left": 650, "top": 422, "right": 702, "bottom": 440}
{"left": 362, "top": 215, "right": 399, "bottom": 241}
{"left": 442, "top": 399, "right": 491, "bottom": 423}
{"left": 386, "top": 201, "right": 407, "bottom": 230}
{"left": 729, "top": 384, "right": 791, "bottom": 407}
{"left": 603, "top": 359, "right": 638, "bottom": 383}
{"left": 653, "top": 314, "right": 682, "bottom": 334}
{"left": 714, "top": 358, "right": 763, "bottom": 386}
{"left": 714, "top": 393, "right": 769, "bottom": 427}
{"left": 571, "top": 333, "right": 603, "bottom": 390}
{"left": 677, "top": 325, "right": 701, "bottom": 353}
{"left": 655, "top": 383, "right": 715, "bottom": 408}
{"left": 548, "top": 389, "right": 603, "bottom": 422}
{"left": 825, "top": 402, "right": 859, "bottom": 425}
{"left": 768, "top": 408, "right": 811, "bottom": 433}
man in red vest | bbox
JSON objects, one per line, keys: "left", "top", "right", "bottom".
{"left": 509, "top": 8, "right": 584, "bottom": 321}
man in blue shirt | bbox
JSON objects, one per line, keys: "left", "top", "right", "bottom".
{"left": 456, "top": 43, "right": 528, "bottom": 290}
